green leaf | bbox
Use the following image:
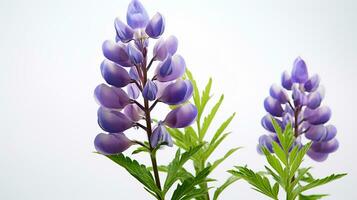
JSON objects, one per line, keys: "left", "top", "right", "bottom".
{"left": 262, "top": 147, "right": 284, "bottom": 178}
{"left": 203, "top": 132, "right": 230, "bottom": 161}
{"left": 210, "top": 147, "right": 240, "bottom": 171}
{"left": 171, "top": 167, "right": 212, "bottom": 200}
{"left": 186, "top": 69, "right": 200, "bottom": 111}
{"left": 132, "top": 146, "right": 150, "bottom": 155}
{"left": 272, "top": 141, "right": 287, "bottom": 166}
{"left": 213, "top": 175, "right": 240, "bottom": 200}
{"left": 199, "top": 95, "right": 224, "bottom": 140}
{"left": 211, "top": 113, "right": 236, "bottom": 144}
{"left": 103, "top": 153, "right": 162, "bottom": 199}
{"left": 198, "top": 78, "right": 212, "bottom": 121}
{"left": 290, "top": 143, "right": 312, "bottom": 179}
{"left": 299, "top": 194, "right": 329, "bottom": 200}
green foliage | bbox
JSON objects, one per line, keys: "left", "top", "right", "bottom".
{"left": 230, "top": 119, "right": 346, "bottom": 200}
{"left": 213, "top": 176, "right": 240, "bottom": 200}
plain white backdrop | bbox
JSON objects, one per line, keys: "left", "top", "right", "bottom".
{"left": 1, "top": 0, "right": 356, "bottom": 199}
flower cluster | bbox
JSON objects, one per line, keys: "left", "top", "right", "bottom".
{"left": 258, "top": 57, "right": 339, "bottom": 162}
{"left": 94, "top": 0, "right": 197, "bottom": 155}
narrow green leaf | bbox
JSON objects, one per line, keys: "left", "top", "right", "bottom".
{"left": 213, "top": 175, "right": 240, "bottom": 200}
{"left": 272, "top": 141, "right": 287, "bottom": 166}
{"left": 199, "top": 78, "right": 212, "bottom": 121}
{"left": 199, "top": 95, "right": 224, "bottom": 140}
{"left": 211, "top": 112, "right": 236, "bottom": 144}
{"left": 294, "top": 173, "right": 347, "bottom": 195}
{"left": 210, "top": 147, "right": 240, "bottom": 171}
{"left": 299, "top": 193, "right": 329, "bottom": 200}
{"left": 186, "top": 69, "right": 200, "bottom": 111}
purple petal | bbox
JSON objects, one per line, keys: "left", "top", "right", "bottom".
{"left": 145, "top": 12, "right": 165, "bottom": 39}
{"left": 269, "top": 83, "right": 289, "bottom": 103}
{"left": 123, "top": 104, "right": 144, "bottom": 121}
{"left": 292, "top": 84, "right": 306, "bottom": 107}
{"left": 159, "top": 80, "right": 193, "bottom": 105}
{"left": 150, "top": 123, "right": 173, "bottom": 148}
{"left": 257, "top": 134, "right": 275, "bottom": 154}
{"left": 305, "top": 125, "right": 327, "bottom": 141}
{"left": 153, "top": 38, "right": 167, "bottom": 61}
{"left": 324, "top": 125, "right": 337, "bottom": 141}
{"left": 127, "top": 83, "right": 140, "bottom": 99}
{"left": 282, "top": 112, "right": 294, "bottom": 127}
{"left": 261, "top": 114, "right": 284, "bottom": 133}
{"left": 114, "top": 18, "right": 134, "bottom": 42}
{"left": 306, "top": 91, "right": 323, "bottom": 109}
{"left": 156, "top": 55, "right": 186, "bottom": 82}
{"left": 126, "top": 0, "right": 149, "bottom": 29}
{"left": 311, "top": 139, "right": 339, "bottom": 153}
{"left": 164, "top": 103, "right": 197, "bottom": 128}
{"left": 281, "top": 71, "right": 293, "bottom": 90}
{"left": 165, "top": 35, "right": 178, "bottom": 55}
{"left": 94, "top": 84, "right": 131, "bottom": 109}
{"left": 142, "top": 80, "right": 158, "bottom": 101}
{"left": 304, "top": 74, "right": 320, "bottom": 92}
{"left": 127, "top": 43, "right": 143, "bottom": 65}
{"left": 307, "top": 149, "right": 328, "bottom": 162}
{"left": 159, "top": 55, "right": 173, "bottom": 77}
{"left": 305, "top": 106, "right": 331, "bottom": 125}
{"left": 97, "top": 107, "right": 134, "bottom": 133}
{"left": 94, "top": 132, "right": 132, "bottom": 155}
{"left": 264, "top": 96, "right": 284, "bottom": 117}
{"left": 102, "top": 40, "right": 132, "bottom": 67}
{"left": 129, "top": 67, "right": 140, "bottom": 81}
{"left": 291, "top": 57, "right": 309, "bottom": 83}
{"left": 100, "top": 60, "right": 132, "bottom": 88}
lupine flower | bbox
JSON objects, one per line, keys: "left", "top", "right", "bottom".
{"left": 94, "top": 0, "right": 197, "bottom": 153}
{"left": 258, "top": 57, "right": 339, "bottom": 162}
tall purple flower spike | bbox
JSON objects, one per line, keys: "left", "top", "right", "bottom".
{"left": 94, "top": 0, "right": 197, "bottom": 153}
{"left": 258, "top": 57, "right": 339, "bottom": 162}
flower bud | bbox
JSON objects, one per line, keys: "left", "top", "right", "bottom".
{"left": 126, "top": 0, "right": 149, "bottom": 29}
{"left": 282, "top": 112, "right": 294, "bottom": 127}
{"left": 150, "top": 122, "right": 173, "bottom": 148}
{"left": 100, "top": 60, "right": 132, "bottom": 87}
{"left": 292, "top": 84, "right": 306, "bottom": 107}
{"left": 145, "top": 13, "right": 165, "bottom": 38}
{"left": 305, "top": 106, "right": 331, "bottom": 125}
{"left": 97, "top": 107, "right": 134, "bottom": 133}
{"left": 114, "top": 18, "right": 134, "bottom": 42}
{"left": 281, "top": 71, "right": 293, "bottom": 90}
{"left": 306, "top": 90, "right": 323, "bottom": 109}
{"left": 305, "top": 125, "right": 327, "bottom": 141}
{"left": 324, "top": 125, "right": 337, "bottom": 141}
{"left": 269, "top": 84, "right": 289, "bottom": 103}
{"left": 159, "top": 55, "right": 173, "bottom": 77}
{"left": 311, "top": 139, "right": 339, "bottom": 153}
{"left": 307, "top": 149, "right": 328, "bottom": 162}
{"left": 159, "top": 80, "right": 193, "bottom": 105}
{"left": 123, "top": 104, "right": 144, "bottom": 121}
{"left": 264, "top": 96, "right": 284, "bottom": 117}
{"left": 127, "top": 83, "right": 140, "bottom": 99}
{"left": 129, "top": 67, "right": 140, "bottom": 80}
{"left": 165, "top": 35, "right": 178, "bottom": 55}
{"left": 304, "top": 74, "right": 320, "bottom": 92}
{"left": 291, "top": 57, "right": 308, "bottom": 83}
{"left": 153, "top": 38, "right": 167, "bottom": 61}
{"left": 94, "top": 84, "right": 131, "bottom": 109}
{"left": 156, "top": 55, "right": 186, "bottom": 82}
{"left": 257, "top": 134, "right": 276, "bottom": 154}
{"left": 142, "top": 80, "right": 158, "bottom": 101}
{"left": 261, "top": 114, "right": 284, "bottom": 133}
{"left": 127, "top": 43, "right": 143, "bottom": 65}
{"left": 94, "top": 132, "right": 133, "bottom": 155}
{"left": 102, "top": 40, "right": 132, "bottom": 67}
{"left": 164, "top": 103, "right": 197, "bottom": 128}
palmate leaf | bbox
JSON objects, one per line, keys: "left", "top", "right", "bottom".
{"left": 171, "top": 167, "right": 212, "bottom": 200}
{"left": 102, "top": 153, "right": 162, "bottom": 199}
{"left": 213, "top": 175, "right": 240, "bottom": 200}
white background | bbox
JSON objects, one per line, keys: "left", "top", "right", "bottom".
{"left": 1, "top": 0, "right": 356, "bottom": 199}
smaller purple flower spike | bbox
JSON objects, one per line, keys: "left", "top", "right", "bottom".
{"left": 145, "top": 13, "right": 165, "bottom": 39}
{"left": 261, "top": 114, "right": 284, "bottom": 133}
{"left": 102, "top": 40, "right": 132, "bottom": 67}
{"left": 269, "top": 84, "right": 289, "bottom": 104}
{"left": 155, "top": 55, "right": 186, "bottom": 82}
{"left": 97, "top": 107, "right": 134, "bottom": 133}
{"left": 305, "top": 106, "right": 331, "bottom": 125}
{"left": 94, "top": 84, "right": 131, "bottom": 109}
{"left": 264, "top": 96, "right": 284, "bottom": 117}
{"left": 142, "top": 80, "right": 158, "bottom": 101}
{"left": 281, "top": 71, "right": 293, "bottom": 90}
{"left": 100, "top": 60, "right": 132, "bottom": 88}
{"left": 94, "top": 132, "right": 133, "bottom": 155}
{"left": 114, "top": 18, "right": 134, "bottom": 42}
{"left": 164, "top": 103, "right": 197, "bottom": 128}
{"left": 127, "top": 43, "right": 143, "bottom": 65}
{"left": 127, "top": 83, "right": 140, "bottom": 99}
{"left": 123, "top": 104, "right": 144, "bottom": 121}
{"left": 126, "top": 0, "right": 149, "bottom": 29}
{"left": 304, "top": 74, "right": 320, "bottom": 92}
{"left": 159, "top": 80, "right": 193, "bottom": 105}
{"left": 291, "top": 57, "right": 309, "bottom": 83}
{"left": 150, "top": 122, "right": 173, "bottom": 148}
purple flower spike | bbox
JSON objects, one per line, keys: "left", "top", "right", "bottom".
{"left": 127, "top": 43, "right": 143, "bottom": 65}
{"left": 159, "top": 55, "right": 173, "bottom": 77}
{"left": 97, "top": 107, "right": 134, "bottom": 133}
{"left": 126, "top": 0, "right": 149, "bottom": 29}
{"left": 145, "top": 13, "right": 165, "bottom": 39}
{"left": 94, "top": 132, "right": 133, "bottom": 155}
{"left": 291, "top": 57, "right": 309, "bottom": 83}
{"left": 153, "top": 38, "right": 168, "bottom": 61}
{"left": 311, "top": 139, "right": 339, "bottom": 154}
{"left": 95, "top": 84, "right": 131, "bottom": 109}
{"left": 165, "top": 35, "right": 178, "bottom": 55}
{"left": 307, "top": 149, "right": 328, "bottom": 162}
{"left": 127, "top": 83, "right": 140, "bottom": 99}
{"left": 114, "top": 18, "right": 134, "bottom": 42}
{"left": 123, "top": 104, "right": 144, "bottom": 121}
{"left": 305, "top": 106, "right": 331, "bottom": 125}
{"left": 156, "top": 55, "right": 186, "bottom": 82}
{"left": 281, "top": 71, "right": 293, "bottom": 90}
{"left": 261, "top": 114, "right": 284, "bottom": 133}
{"left": 159, "top": 80, "right": 193, "bottom": 105}
{"left": 150, "top": 122, "right": 173, "bottom": 148}
{"left": 304, "top": 74, "right": 320, "bottom": 92}
{"left": 264, "top": 96, "right": 284, "bottom": 117}
{"left": 269, "top": 84, "right": 289, "bottom": 104}
{"left": 102, "top": 40, "right": 132, "bottom": 67}
{"left": 164, "top": 103, "right": 197, "bottom": 128}
{"left": 307, "top": 91, "right": 323, "bottom": 109}
{"left": 142, "top": 80, "right": 158, "bottom": 101}
{"left": 100, "top": 60, "right": 132, "bottom": 88}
